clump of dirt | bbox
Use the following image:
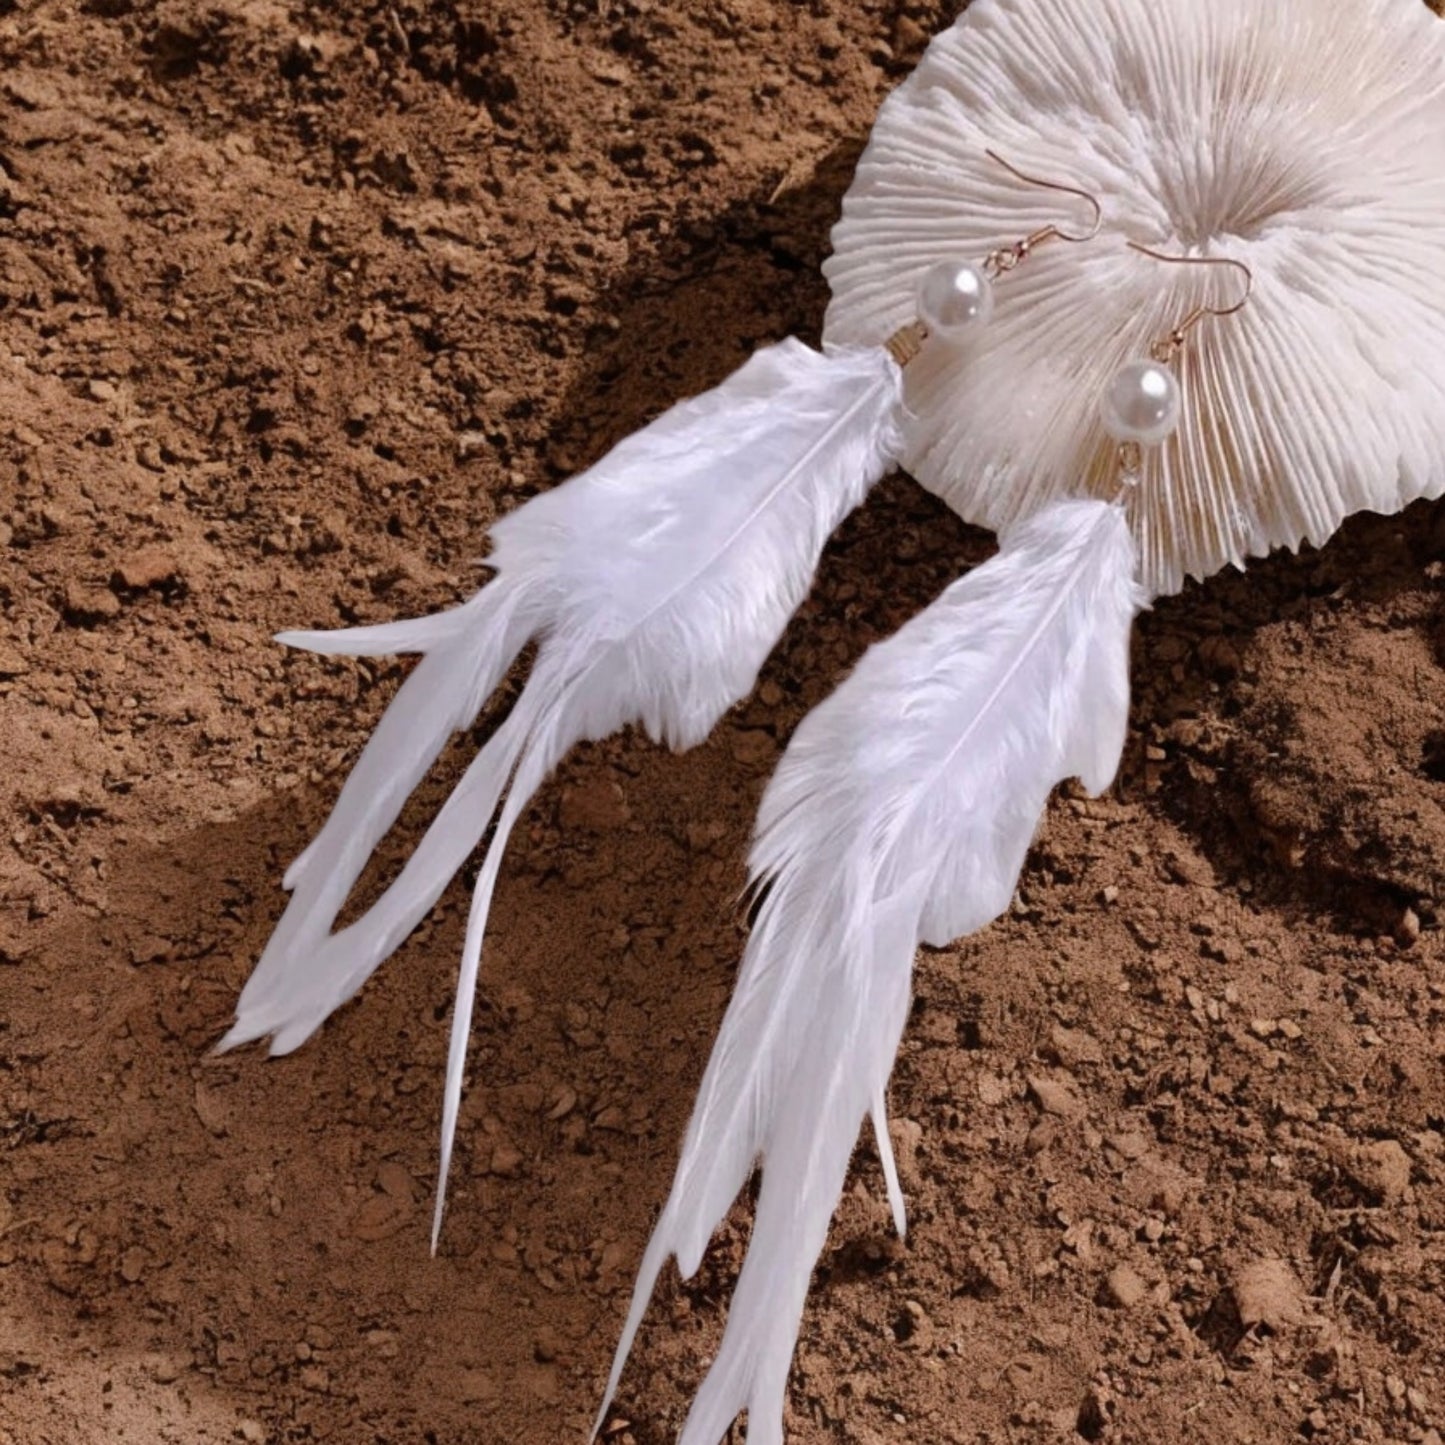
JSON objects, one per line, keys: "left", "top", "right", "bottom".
{"left": 2, "top": 3, "right": 1443, "bottom": 1444}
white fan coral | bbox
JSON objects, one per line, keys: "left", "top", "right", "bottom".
{"left": 825, "top": 0, "right": 1445, "bottom": 596}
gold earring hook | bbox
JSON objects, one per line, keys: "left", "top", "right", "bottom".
{"left": 982, "top": 149, "right": 1104, "bottom": 274}
{"left": 1127, "top": 244, "right": 1254, "bottom": 364}
{"left": 883, "top": 152, "right": 1104, "bottom": 368}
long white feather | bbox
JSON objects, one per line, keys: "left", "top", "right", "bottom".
{"left": 220, "top": 338, "right": 906, "bottom": 1239}
{"left": 598, "top": 497, "right": 1144, "bottom": 1445}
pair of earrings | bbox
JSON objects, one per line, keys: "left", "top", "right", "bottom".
{"left": 595, "top": 157, "right": 1262, "bottom": 1445}
{"left": 222, "top": 139, "right": 1255, "bottom": 1445}
{"left": 887, "top": 151, "right": 1253, "bottom": 496}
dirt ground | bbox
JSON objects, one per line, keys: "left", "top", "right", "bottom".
{"left": 3, "top": 2, "right": 1445, "bottom": 1443}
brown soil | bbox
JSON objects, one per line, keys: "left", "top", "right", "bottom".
{"left": 3, "top": 3, "right": 1444, "bottom": 1444}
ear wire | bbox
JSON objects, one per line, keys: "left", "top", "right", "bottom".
{"left": 1106, "top": 247, "right": 1255, "bottom": 494}
{"left": 1127, "top": 245, "right": 1254, "bottom": 364}
{"left": 984, "top": 149, "right": 1105, "bottom": 267}
{"left": 886, "top": 152, "right": 1104, "bottom": 366}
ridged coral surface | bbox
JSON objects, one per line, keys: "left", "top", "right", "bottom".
{"left": 825, "top": 0, "right": 1445, "bottom": 596}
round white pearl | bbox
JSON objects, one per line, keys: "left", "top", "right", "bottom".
{"left": 1101, "top": 360, "right": 1182, "bottom": 446}
{"left": 916, "top": 260, "right": 994, "bottom": 339}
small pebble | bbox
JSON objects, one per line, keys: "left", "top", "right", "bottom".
{"left": 1351, "top": 1139, "right": 1412, "bottom": 1204}
{"left": 1396, "top": 907, "right": 1421, "bottom": 949}
{"left": 489, "top": 1143, "right": 523, "bottom": 1177}
{"left": 115, "top": 547, "right": 182, "bottom": 591}
{"left": 1107, "top": 1131, "right": 1149, "bottom": 1161}
{"left": 1028, "top": 1074, "right": 1085, "bottom": 1120}
{"left": 298, "top": 1364, "right": 329, "bottom": 1393}
{"left": 546, "top": 1086, "right": 578, "bottom": 1121}
{"left": 730, "top": 729, "right": 778, "bottom": 767}
{"left": 375, "top": 1162, "right": 415, "bottom": 1200}
{"left": 149, "top": 1354, "right": 182, "bottom": 1384}
{"left": 1104, "top": 1263, "right": 1147, "bottom": 1310}
{"left": 1232, "top": 1257, "right": 1306, "bottom": 1330}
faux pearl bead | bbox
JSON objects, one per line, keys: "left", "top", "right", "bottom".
{"left": 1101, "top": 360, "right": 1181, "bottom": 446}
{"left": 917, "top": 260, "right": 994, "bottom": 339}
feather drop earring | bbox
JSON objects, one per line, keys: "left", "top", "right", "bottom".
{"left": 597, "top": 248, "right": 1254, "bottom": 1445}
{"left": 218, "top": 152, "right": 1100, "bottom": 1248}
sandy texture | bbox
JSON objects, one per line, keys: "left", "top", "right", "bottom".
{"left": 2, "top": 3, "right": 1444, "bottom": 1443}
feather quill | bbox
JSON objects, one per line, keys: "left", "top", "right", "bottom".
{"left": 220, "top": 338, "right": 906, "bottom": 1244}
{"left": 598, "top": 497, "right": 1144, "bottom": 1445}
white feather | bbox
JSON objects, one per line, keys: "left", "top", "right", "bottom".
{"left": 598, "top": 497, "right": 1144, "bottom": 1444}
{"left": 220, "top": 337, "right": 906, "bottom": 1243}
{"left": 221, "top": 582, "right": 537, "bottom": 1058}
